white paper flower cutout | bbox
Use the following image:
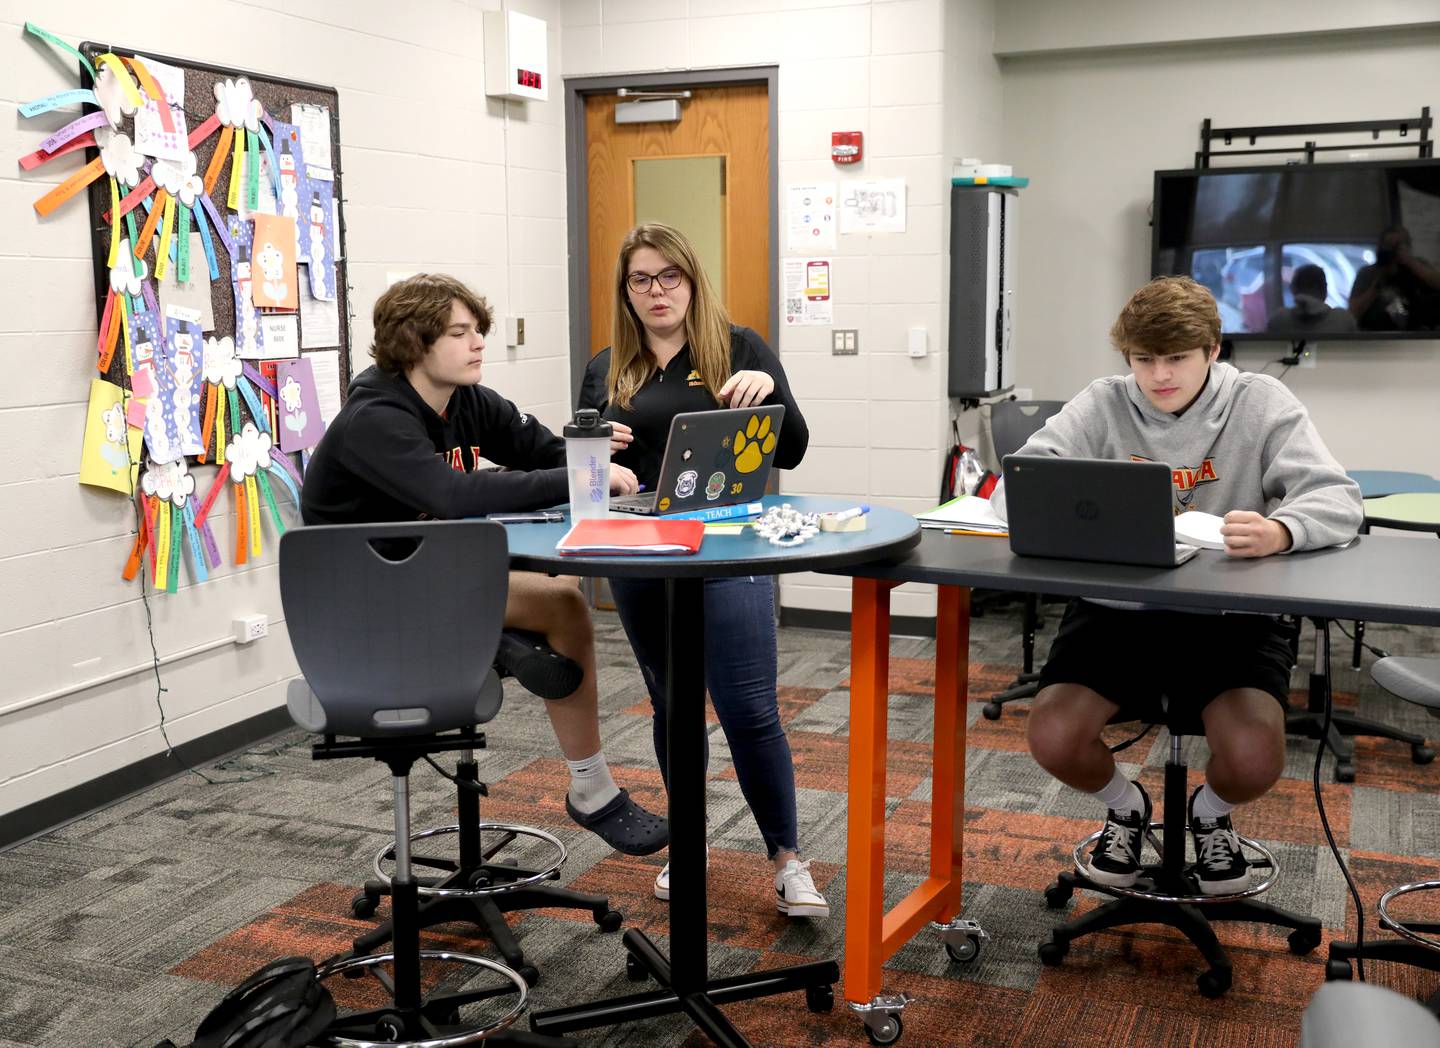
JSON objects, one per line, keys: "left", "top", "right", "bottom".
{"left": 141, "top": 457, "right": 196, "bottom": 506}
{"left": 96, "top": 128, "right": 142, "bottom": 188}
{"left": 214, "top": 77, "right": 261, "bottom": 132}
{"left": 152, "top": 152, "right": 202, "bottom": 206}
{"left": 227, "top": 423, "right": 273, "bottom": 480}
{"left": 109, "top": 241, "right": 148, "bottom": 295}
{"left": 102, "top": 402, "right": 126, "bottom": 445}
{"left": 202, "top": 335, "right": 241, "bottom": 388}
{"left": 278, "top": 375, "right": 304, "bottom": 412}
{"left": 95, "top": 64, "right": 140, "bottom": 127}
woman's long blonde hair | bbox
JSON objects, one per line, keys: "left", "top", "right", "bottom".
{"left": 607, "top": 223, "right": 731, "bottom": 410}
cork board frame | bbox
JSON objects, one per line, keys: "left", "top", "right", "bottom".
{"left": 77, "top": 41, "right": 351, "bottom": 432}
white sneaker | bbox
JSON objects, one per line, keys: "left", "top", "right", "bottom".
{"left": 653, "top": 846, "right": 709, "bottom": 901}
{"left": 775, "top": 859, "right": 829, "bottom": 918}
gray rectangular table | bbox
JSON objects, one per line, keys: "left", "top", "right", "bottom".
{"left": 822, "top": 531, "right": 1440, "bottom": 1028}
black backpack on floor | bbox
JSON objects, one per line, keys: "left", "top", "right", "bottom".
{"left": 155, "top": 957, "right": 336, "bottom": 1048}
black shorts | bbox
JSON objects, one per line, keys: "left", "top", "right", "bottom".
{"left": 1036, "top": 599, "right": 1298, "bottom": 721}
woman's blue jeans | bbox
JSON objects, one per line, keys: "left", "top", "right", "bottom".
{"left": 608, "top": 574, "right": 798, "bottom": 859}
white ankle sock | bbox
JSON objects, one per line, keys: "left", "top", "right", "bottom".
{"left": 1092, "top": 768, "right": 1143, "bottom": 815}
{"left": 566, "top": 751, "right": 621, "bottom": 814}
{"left": 1191, "top": 782, "right": 1235, "bottom": 821}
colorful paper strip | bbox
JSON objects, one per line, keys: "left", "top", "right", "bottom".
{"left": 19, "top": 88, "right": 99, "bottom": 118}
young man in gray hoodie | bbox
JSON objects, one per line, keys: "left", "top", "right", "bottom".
{"left": 997, "top": 275, "right": 1363, "bottom": 895}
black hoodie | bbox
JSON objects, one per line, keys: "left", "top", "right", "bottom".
{"left": 301, "top": 366, "right": 568, "bottom": 525}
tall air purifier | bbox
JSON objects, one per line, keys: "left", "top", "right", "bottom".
{"left": 947, "top": 184, "right": 1016, "bottom": 398}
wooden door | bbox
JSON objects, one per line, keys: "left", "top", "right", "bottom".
{"left": 585, "top": 84, "right": 769, "bottom": 356}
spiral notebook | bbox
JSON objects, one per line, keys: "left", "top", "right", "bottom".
{"left": 555, "top": 518, "right": 705, "bottom": 556}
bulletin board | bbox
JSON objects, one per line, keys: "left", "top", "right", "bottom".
{"left": 16, "top": 26, "right": 354, "bottom": 594}
{"left": 78, "top": 42, "right": 352, "bottom": 394}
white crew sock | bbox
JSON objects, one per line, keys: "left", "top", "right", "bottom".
{"left": 566, "top": 751, "right": 621, "bottom": 814}
{"left": 1190, "top": 782, "right": 1236, "bottom": 821}
{"left": 1092, "top": 767, "right": 1144, "bottom": 816}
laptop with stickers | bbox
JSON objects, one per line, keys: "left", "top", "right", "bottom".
{"left": 1002, "top": 455, "right": 1200, "bottom": 568}
{"left": 611, "top": 405, "right": 786, "bottom": 516}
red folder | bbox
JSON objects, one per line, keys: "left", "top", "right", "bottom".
{"left": 556, "top": 517, "right": 705, "bottom": 556}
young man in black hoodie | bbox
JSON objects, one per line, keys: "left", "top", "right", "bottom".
{"left": 302, "top": 273, "right": 666, "bottom": 856}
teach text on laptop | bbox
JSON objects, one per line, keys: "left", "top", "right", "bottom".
{"left": 612, "top": 405, "right": 785, "bottom": 516}
{"left": 1002, "top": 455, "right": 1200, "bottom": 568}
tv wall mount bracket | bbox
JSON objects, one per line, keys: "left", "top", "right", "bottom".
{"left": 1196, "top": 108, "right": 1432, "bottom": 168}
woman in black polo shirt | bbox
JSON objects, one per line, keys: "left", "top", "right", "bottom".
{"left": 577, "top": 223, "right": 826, "bottom": 919}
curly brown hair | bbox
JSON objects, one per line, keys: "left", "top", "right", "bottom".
{"left": 1110, "top": 276, "right": 1221, "bottom": 359}
{"left": 371, "top": 274, "right": 493, "bottom": 375}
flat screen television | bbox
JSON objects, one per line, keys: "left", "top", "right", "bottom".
{"left": 1152, "top": 159, "right": 1440, "bottom": 340}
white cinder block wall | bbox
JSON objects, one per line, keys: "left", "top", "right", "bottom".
{"left": 564, "top": 0, "right": 1002, "bottom": 620}
{"left": 0, "top": 0, "right": 568, "bottom": 821}
{"left": 997, "top": 9, "right": 1440, "bottom": 475}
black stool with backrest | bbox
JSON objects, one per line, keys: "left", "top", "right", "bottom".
{"left": 349, "top": 628, "right": 622, "bottom": 988}
{"left": 976, "top": 399, "right": 1066, "bottom": 720}
{"left": 281, "top": 519, "right": 573, "bottom": 1046}
{"left": 1327, "top": 656, "right": 1440, "bottom": 995}
{"left": 1039, "top": 703, "right": 1322, "bottom": 997}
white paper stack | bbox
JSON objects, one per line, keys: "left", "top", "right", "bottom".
{"left": 1173, "top": 510, "right": 1226, "bottom": 550}
{"left": 915, "top": 495, "right": 1008, "bottom": 535}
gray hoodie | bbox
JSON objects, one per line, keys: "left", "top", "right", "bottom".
{"left": 992, "top": 362, "right": 1362, "bottom": 552}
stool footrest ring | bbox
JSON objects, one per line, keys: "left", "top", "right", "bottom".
{"left": 1071, "top": 824, "right": 1280, "bottom": 905}
{"left": 373, "top": 823, "right": 566, "bottom": 898}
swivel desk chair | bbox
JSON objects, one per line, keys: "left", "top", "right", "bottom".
{"left": 281, "top": 519, "right": 578, "bottom": 1046}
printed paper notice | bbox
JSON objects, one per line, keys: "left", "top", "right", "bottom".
{"left": 841, "top": 178, "right": 907, "bottom": 234}
{"left": 290, "top": 103, "right": 333, "bottom": 170}
{"left": 245, "top": 313, "right": 299, "bottom": 359}
{"left": 299, "top": 277, "right": 341, "bottom": 348}
{"left": 307, "top": 349, "right": 343, "bottom": 426}
{"left": 783, "top": 258, "right": 833, "bottom": 326}
{"left": 786, "top": 182, "right": 836, "bottom": 251}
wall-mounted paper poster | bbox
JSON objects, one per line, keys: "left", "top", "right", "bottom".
{"left": 268, "top": 118, "right": 312, "bottom": 262}
{"left": 290, "top": 103, "right": 332, "bottom": 170}
{"left": 228, "top": 217, "right": 266, "bottom": 358}
{"left": 786, "top": 182, "right": 837, "bottom": 251}
{"left": 307, "top": 349, "right": 342, "bottom": 427}
{"left": 305, "top": 166, "right": 336, "bottom": 300}
{"left": 250, "top": 213, "right": 298, "bottom": 309}
{"left": 162, "top": 307, "right": 205, "bottom": 456}
{"left": 782, "top": 257, "right": 834, "bottom": 325}
{"left": 255, "top": 314, "right": 299, "bottom": 360}
{"left": 131, "top": 55, "right": 189, "bottom": 162}
{"left": 276, "top": 356, "right": 325, "bottom": 452}
{"left": 79, "top": 377, "right": 143, "bottom": 493}
{"left": 298, "top": 278, "right": 340, "bottom": 348}
{"left": 840, "top": 178, "right": 907, "bottom": 234}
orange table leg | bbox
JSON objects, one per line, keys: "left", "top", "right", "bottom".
{"left": 844, "top": 576, "right": 896, "bottom": 1006}
{"left": 845, "top": 580, "right": 973, "bottom": 1008}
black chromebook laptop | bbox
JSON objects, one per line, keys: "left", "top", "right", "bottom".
{"left": 1002, "top": 455, "right": 1200, "bottom": 568}
{"left": 611, "top": 405, "right": 785, "bottom": 516}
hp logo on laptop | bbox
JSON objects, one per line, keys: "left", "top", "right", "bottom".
{"left": 1074, "top": 499, "right": 1100, "bottom": 521}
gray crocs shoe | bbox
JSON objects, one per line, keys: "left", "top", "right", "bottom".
{"left": 565, "top": 788, "right": 669, "bottom": 856}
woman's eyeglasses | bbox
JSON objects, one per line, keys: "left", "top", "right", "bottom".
{"left": 626, "top": 268, "right": 685, "bottom": 294}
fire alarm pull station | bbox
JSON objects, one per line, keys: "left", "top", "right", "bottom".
{"left": 832, "top": 131, "right": 862, "bottom": 165}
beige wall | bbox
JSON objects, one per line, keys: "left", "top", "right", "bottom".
{"left": 1000, "top": 24, "right": 1440, "bottom": 475}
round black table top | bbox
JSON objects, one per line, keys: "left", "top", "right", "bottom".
{"left": 501, "top": 495, "right": 920, "bottom": 578}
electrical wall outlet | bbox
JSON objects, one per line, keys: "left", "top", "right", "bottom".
{"left": 831, "top": 329, "right": 859, "bottom": 355}
{"left": 233, "top": 614, "right": 268, "bottom": 644}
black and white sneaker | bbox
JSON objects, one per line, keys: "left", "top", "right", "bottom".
{"left": 1188, "top": 785, "right": 1250, "bottom": 895}
{"left": 1086, "top": 781, "right": 1151, "bottom": 888}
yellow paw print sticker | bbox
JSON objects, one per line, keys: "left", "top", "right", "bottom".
{"left": 732, "top": 414, "right": 776, "bottom": 474}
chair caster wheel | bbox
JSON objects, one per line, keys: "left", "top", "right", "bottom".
{"left": 1325, "top": 958, "right": 1354, "bottom": 981}
{"left": 945, "top": 935, "right": 982, "bottom": 964}
{"left": 1196, "top": 968, "right": 1231, "bottom": 999}
{"left": 518, "top": 965, "right": 540, "bottom": 988}
{"left": 625, "top": 955, "right": 649, "bottom": 982}
{"left": 374, "top": 1011, "right": 407, "bottom": 1040}
{"left": 1037, "top": 939, "right": 1068, "bottom": 966}
{"left": 351, "top": 892, "right": 379, "bottom": 919}
{"left": 596, "top": 908, "right": 624, "bottom": 933}
{"left": 982, "top": 703, "right": 1002, "bottom": 721}
{"left": 1413, "top": 743, "right": 1435, "bottom": 765}
{"left": 865, "top": 1013, "right": 902, "bottom": 1046}
{"left": 1044, "top": 884, "right": 1072, "bottom": 909}
{"left": 806, "top": 984, "right": 835, "bottom": 1013}
{"left": 1335, "top": 762, "right": 1356, "bottom": 784}
{"left": 1288, "top": 927, "right": 1322, "bottom": 955}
